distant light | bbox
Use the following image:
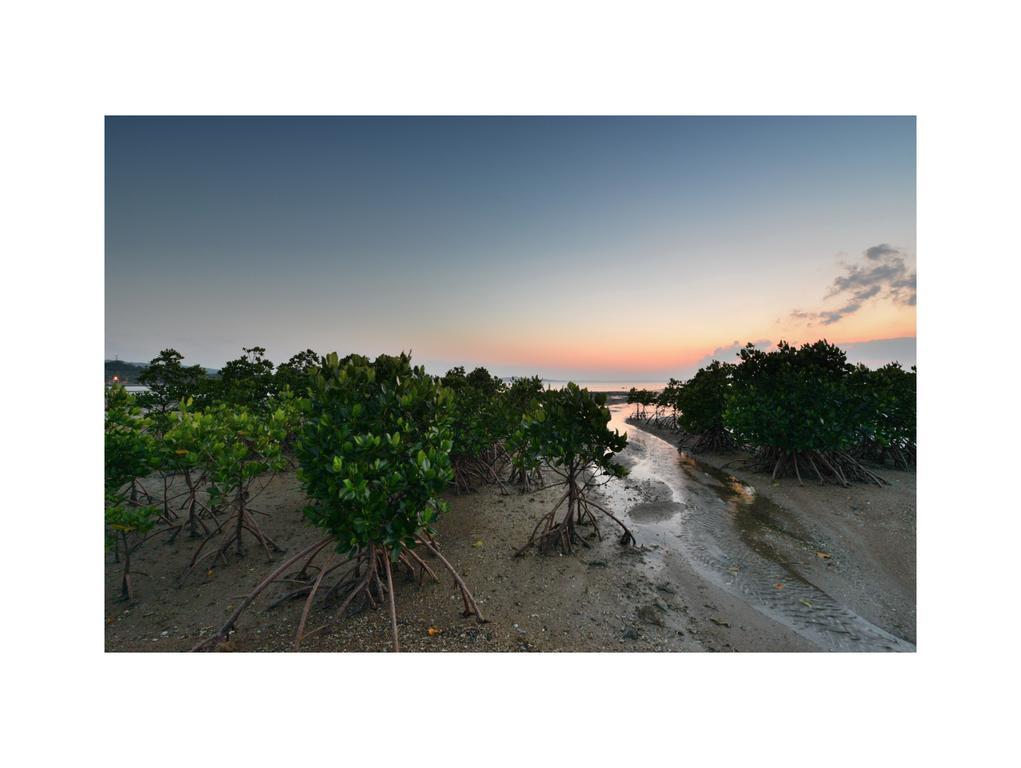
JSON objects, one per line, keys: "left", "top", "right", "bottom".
{"left": 113, "top": 376, "right": 119, "bottom": 382}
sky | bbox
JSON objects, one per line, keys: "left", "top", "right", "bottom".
{"left": 106, "top": 116, "right": 916, "bottom": 379}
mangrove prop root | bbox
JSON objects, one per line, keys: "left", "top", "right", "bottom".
{"left": 383, "top": 553, "right": 399, "bottom": 652}
{"left": 192, "top": 537, "right": 334, "bottom": 651}
{"left": 183, "top": 503, "right": 283, "bottom": 582}
{"left": 519, "top": 477, "right": 635, "bottom": 555}
{"left": 293, "top": 552, "right": 335, "bottom": 650}
{"left": 453, "top": 448, "right": 513, "bottom": 495}
{"left": 746, "top": 448, "right": 888, "bottom": 487}
{"left": 192, "top": 536, "right": 482, "bottom": 653}
{"left": 417, "top": 537, "right": 485, "bottom": 621}
{"left": 404, "top": 547, "right": 440, "bottom": 584}
{"left": 856, "top": 441, "right": 916, "bottom": 470}
{"left": 117, "top": 523, "right": 184, "bottom": 601}
{"left": 690, "top": 426, "right": 737, "bottom": 454}
{"left": 508, "top": 464, "right": 544, "bottom": 492}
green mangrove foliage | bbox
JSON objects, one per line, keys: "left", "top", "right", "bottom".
{"left": 137, "top": 348, "right": 208, "bottom": 416}
{"left": 212, "top": 346, "right": 277, "bottom": 409}
{"left": 300, "top": 353, "right": 455, "bottom": 555}
{"left": 106, "top": 343, "right": 312, "bottom": 604}
{"left": 274, "top": 349, "right": 323, "bottom": 396}
{"left": 171, "top": 402, "right": 291, "bottom": 574}
{"left": 158, "top": 400, "right": 209, "bottom": 540}
{"left": 849, "top": 362, "right": 916, "bottom": 468}
{"left": 504, "top": 375, "right": 546, "bottom": 490}
{"left": 104, "top": 384, "right": 160, "bottom": 600}
{"left": 518, "top": 383, "right": 633, "bottom": 554}
{"left": 725, "top": 340, "right": 886, "bottom": 486}
{"left": 194, "top": 352, "right": 483, "bottom": 653}
{"left": 441, "top": 366, "right": 509, "bottom": 493}
{"left": 656, "top": 378, "right": 683, "bottom": 429}
{"left": 675, "top": 361, "right": 737, "bottom": 452}
{"left": 626, "top": 387, "right": 656, "bottom": 421}
{"left": 625, "top": 341, "right": 916, "bottom": 485}
{"left": 137, "top": 349, "right": 209, "bottom": 522}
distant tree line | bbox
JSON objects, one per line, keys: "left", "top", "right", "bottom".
{"left": 106, "top": 357, "right": 218, "bottom": 386}
{"left": 105, "top": 359, "right": 147, "bottom": 384}
{"left": 628, "top": 340, "right": 916, "bottom": 485}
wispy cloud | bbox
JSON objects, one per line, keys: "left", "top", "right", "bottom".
{"left": 792, "top": 244, "right": 916, "bottom": 326}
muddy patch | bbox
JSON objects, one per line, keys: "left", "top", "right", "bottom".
{"left": 628, "top": 501, "right": 684, "bottom": 523}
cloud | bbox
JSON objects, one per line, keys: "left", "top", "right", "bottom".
{"left": 791, "top": 244, "right": 916, "bottom": 326}
{"left": 698, "top": 338, "right": 772, "bottom": 366}
{"left": 865, "top": 243, "right": 900, "bottom": 261}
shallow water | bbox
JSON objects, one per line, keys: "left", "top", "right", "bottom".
{"left": 597, "top": 403, "right": 914, "bottom": 652}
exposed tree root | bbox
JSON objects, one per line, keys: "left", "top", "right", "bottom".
{"left": 688, "top": 425, "right": 737, "bottom": 454}
{"left": 857, "top": 441, "right": 916, "bottom": 470}
{"left": 157, "top": 473, "right": 176, "bottom": 524}
{"left": 129, "top": 479, "right": 155, "bottom": 506}
{"left": 507, "top": 464, "right": 544, "bottom": 491}
{"left": 452, "top": 451, "right": 511, "bottom": 495}
{"left": 517, "top": 476, "right": 635, "bottom": 556}
{"left": 191, "top": 535, "right": 484, "bottom": 652}
{"left": 167, "top": 470, "right": 221, "bottom": 542}
{"left": 650, "top": 413, "right": 678, "bottom": 430}
{"left": 115, "top": 523, "right": 183, "bottom": 601}
{"left": 626, "top": 414, "right": 685, "bottom": 439}
{"left": 452, "top": 461, "right": 478, "bottom": 494}
{"left": 630, "top": 403, "right": 650, "bottom": 421}
{"left": 745, "top": 447, "right": 888, "bottom": 487}
{"left": 181, "top": 487, "right": 283, "bottom": 581}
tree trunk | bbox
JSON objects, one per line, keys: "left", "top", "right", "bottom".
{"left": 185, "top": 471, "right": 198, "bottom": 538}
{"left": 120, "top": 531, "right": 132, "bottom": 600}
{"left": 235, "top": 476, "right": 245, "bottom": 556}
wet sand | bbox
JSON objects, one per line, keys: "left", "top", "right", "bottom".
{"left": 631, "top": 417, "right": 916, "bottom": 646}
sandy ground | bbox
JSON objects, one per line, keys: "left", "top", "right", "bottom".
{"left": 633, "top": 420, "right": 916, "bottom": 645}
{"left": 106, "top": 471, "right": 706, "bottom": 652}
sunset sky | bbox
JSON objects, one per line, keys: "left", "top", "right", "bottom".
{"left": 106, "top": 116, "right": 915, "bottom": 379}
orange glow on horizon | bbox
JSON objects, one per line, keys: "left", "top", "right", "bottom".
{"left": 427, "top": 325, "right": 916, "bottom": 376}
{"left": 415, "top": 282, "right": 916, "bottom": 375}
